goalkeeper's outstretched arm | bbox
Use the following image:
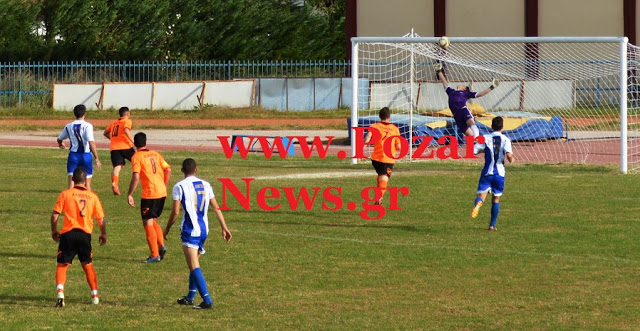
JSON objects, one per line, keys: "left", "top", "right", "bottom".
{"left": 434, "top": 63, "right": 448, "bottom": 89}
{"left": 437, "top": 71, "right": 449, "bottom": 89}
{"left": 476, "top": 78, "right": 499, "bottom": 97}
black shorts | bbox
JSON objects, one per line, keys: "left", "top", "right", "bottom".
{"left": 57, "top": 229, "right": 92, "bottom": 264}
{"left": 110, "top": 148, "right": 136, "bottom": 167}
{"left": 141, "top": 197, "right": 166, "bottom": 220}
{"left": 372, "top": 160, "right": 394, "bottom": 177}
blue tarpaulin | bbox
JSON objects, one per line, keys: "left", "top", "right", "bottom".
{"left": 348, "top": 112, "right": 564, "bottom": 144}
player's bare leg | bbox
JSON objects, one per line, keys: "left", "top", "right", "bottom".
{"left": 111, "top": 165, "right": 123, "bottom": 195}
{"left": 465, "top": 118, "right": 479, "bottom": 138}
{"left": 67, "top": 175, "right": 73, "bottom": 189}
{"left": 183, "top": 245, "right": 201, "bottom": 271}
{"left": 85, "top": 177, "right": 93, "bottom": 192}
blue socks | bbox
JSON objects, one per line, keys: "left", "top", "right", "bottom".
{"left": 190, "top": 268, "right": 211, "bottom": 304}
{"left": 186, "top": 272, "right": 197, "bottom": 301}
{"left": 490, "top": 202, "right": 500, "bottom": 227}
{"left": 474, "top": 197, "right": 483, "bottom": 206}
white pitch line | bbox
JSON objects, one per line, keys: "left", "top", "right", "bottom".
{"left": 253, "top": 171, "right": 371, "bottom": 180}
{"left": 241, "top": 229, "right": 639, "bottom": 264}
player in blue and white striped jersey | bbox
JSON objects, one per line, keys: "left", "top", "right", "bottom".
{"left": 471, "top": 117, "right": 515, "bottom": 231}
{"left": 163, "top": 158, "right": 231, "bottom": 309}
{"left": 57, "top": 104, "right": 102, "bottom": 191}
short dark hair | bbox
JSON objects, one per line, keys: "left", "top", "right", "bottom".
{"left": 134, "top": 132, "right": 147, "bottom": 148}
{"left": 379, "top": 107, "right": 391, "bottom": 120}
{"left": 73, "top": 104, "right": 87, "bottom": 119}
{"left": 182, "top": 158, "right": 197, "bottom": 175}
{"left": 72, "top": 166, "right": 87, "bottom": 185}
{"left": 492, "top": 116, "right": 504, "bottom": 131}
{"left": 118, "top": 107, "right": 130, "bottom": 117}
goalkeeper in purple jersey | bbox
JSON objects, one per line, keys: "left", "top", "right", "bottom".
{"left": 435, "top": 63, "right": 498, "bottom": 138}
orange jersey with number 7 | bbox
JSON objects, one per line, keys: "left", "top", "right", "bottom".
{"left": 131, "top": 149, "right": 170, "bottom": 199}
{"left": 53, "top": 187, "right": 105, "bottom": 235}
{"left": 105, "top": 117, "right": 133, "bottom": 151}
{"left": 369, "top": 122, "right": 401, "bottom": 164}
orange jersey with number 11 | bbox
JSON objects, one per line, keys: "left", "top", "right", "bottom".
{"left": 53, "top": 187, "right": 105, "bottom": 235}
{"left": 105, "top": 117, "right": 133, "bottom": 151}
{"left": 131, "top": 149, "right": 170, "bottom": 199}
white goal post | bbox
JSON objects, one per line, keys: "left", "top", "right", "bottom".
{"left": 351, "top": 36, "right": 639, "bottom": 174}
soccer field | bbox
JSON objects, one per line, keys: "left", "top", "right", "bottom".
{"left": 0, "top": 146, "right": 638, "bottom": 329}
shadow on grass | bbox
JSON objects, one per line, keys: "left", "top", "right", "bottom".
{"left": 0, "top": 188, "right": 61, "bottom": 193}
{"left": 0, "top": 251, "right": 128, "bottom": 262}
{"left": 0, "top": 294, "right": 119, "bottom": 307}
{"left": 0, "top": 294, "right": 52, "bottom": 306}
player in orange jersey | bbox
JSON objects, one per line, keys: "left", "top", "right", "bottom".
{"left": 364, "top": 107, "right": 402, "bottom": 205}
{"left": 103, "top": 107, "right": 135, "bottom": 195}
{"left": 127, "top": 132, "right": 171, "bottom": 263}
{"left": 51, "top": 166, "right": 107, "bottom": 307}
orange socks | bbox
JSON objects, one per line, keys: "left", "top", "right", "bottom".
{"left": 144, "top": 224, "right": 159, "bottom": 258}
{"left": 81, "top": 263, "right": 98, "bottom": 292}
{"left": 57, "top": 263, "right": 99, "bottom": 301}
{"left": 55, "top": 264, "right": 68, "bottom": 293}
{"left": 152, "top": 221, "right": 165, "bottom": 248}
{"left": 111, "top": 175, "right": 118, "bottom": 187}
{"left": 377, "top": 176, "right": 388, "bottom": 200}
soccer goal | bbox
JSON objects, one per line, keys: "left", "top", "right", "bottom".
{"left": 350, "top": 35, "right": 640, "bottom": 173}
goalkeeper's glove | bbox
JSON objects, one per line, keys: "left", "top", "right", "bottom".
{"left": 490, "top": 78, "right": 499, "bottom": 90}
{"left": 434, "top": 63, "right": 443, "bottom": 74}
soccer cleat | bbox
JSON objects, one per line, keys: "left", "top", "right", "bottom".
{"left": 111, "top": 184, "right": 121, "bottom": 195}
{"left": 91, "top": 296, "right": 99, "bottom": 305}
{"left": 488, "top": 226, "right": 498, "bottom": 231}
{"left": 159, "top": 245, "right": 167, "bottom": 261}
{"left": 56, "top": 292, "right": 65, "bottom": 308}
{"left": 142, "top": 255, "right": 161, "bottom": 263}
{"left": 177, "top": 297, "right": 194, "bottom": 306}
{"left": 471, "top": 202, "right": 483, "bottom": 218}
{"left": 192, "top": 301, "right": 213, "bottom": 309}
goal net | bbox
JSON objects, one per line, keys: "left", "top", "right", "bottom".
{"left": 350, "top": 35, "right": 640, "bottom": 173}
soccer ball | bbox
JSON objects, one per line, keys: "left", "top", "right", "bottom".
{"left": 438, "top": 36, "right": 450, "bottom": 49}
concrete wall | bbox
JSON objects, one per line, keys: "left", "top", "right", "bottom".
{"left": 356, "top": 0, "right": 625, "bottom": 38}
{"left": 53, "top": 81, "right": 255, "bottom": 111}
{"left": 357, "top": 0, "right": 434, "bottom": 37}
{"left": 446, "top": 0, "right": 525, "bottom": 37}
{"left": 539, "top": 0, "right": 623, "bottom": 37}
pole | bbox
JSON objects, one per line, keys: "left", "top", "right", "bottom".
{"left": 351, "top": 40, "right": 359, "bottom": 165}
{"left": 620, "top": 37, "right": 629, "bottom": 174}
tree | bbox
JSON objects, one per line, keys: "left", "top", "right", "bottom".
{"left": 40, "top": 0, "right": 173, "bottom": 61}
{"left": 0, "top": 0, "right": 44, "bottom": 61}
{"left": 1, "top": 0, "right": 346, "bottom": 61}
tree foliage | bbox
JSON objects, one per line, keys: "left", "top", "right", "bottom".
{"left": 0, "top": 0, "right": 345, "bottom": 61}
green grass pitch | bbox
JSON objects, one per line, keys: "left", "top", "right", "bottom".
{"left": 0, "top": 146, "right": 638, "bottom": 329}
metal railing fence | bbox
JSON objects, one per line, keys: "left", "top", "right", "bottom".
{"left": 0, "top": 60, "right": 352, "bottom": 108}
